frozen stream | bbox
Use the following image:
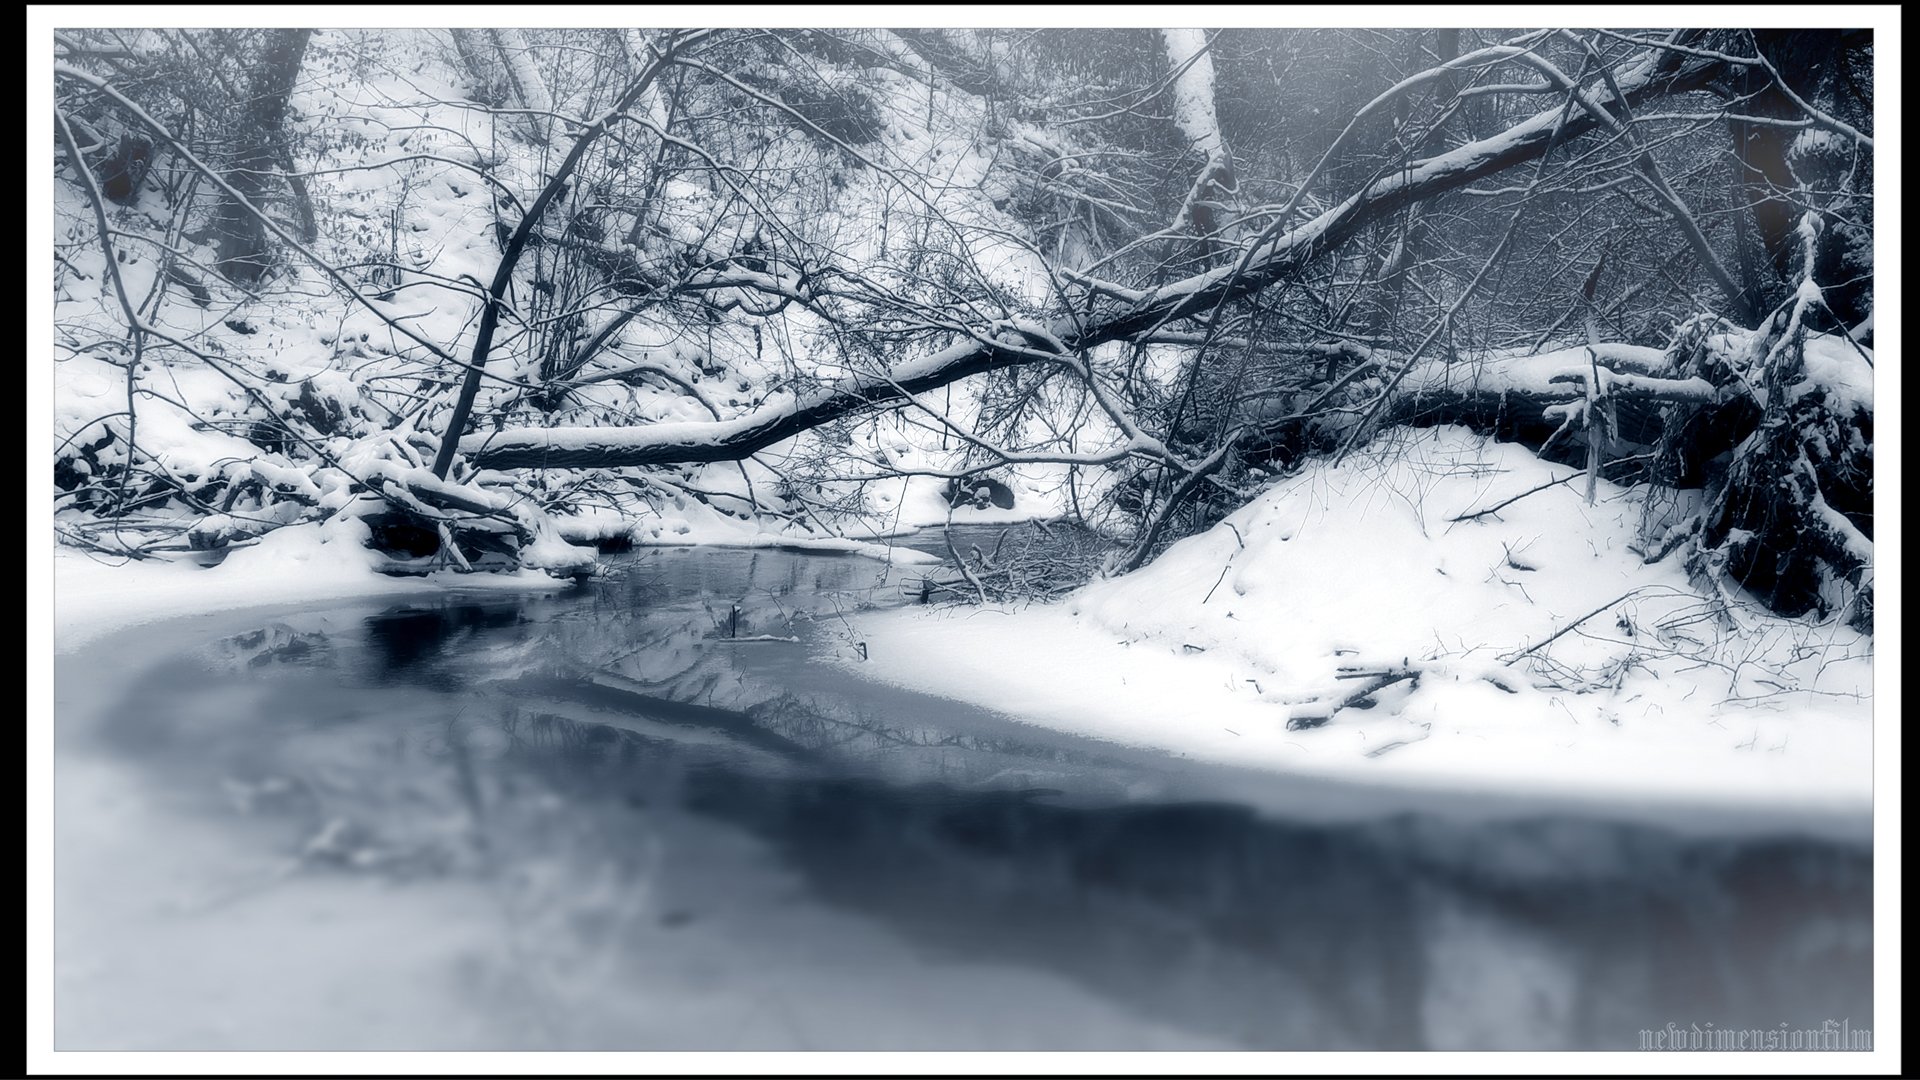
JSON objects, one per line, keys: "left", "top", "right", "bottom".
{"left": 53, "top": 530, "right": 1873, "bottom": 1050}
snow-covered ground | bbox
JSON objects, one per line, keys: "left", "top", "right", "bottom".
{"left": 833, "top": 427, "right": 1875, "bottom": 834}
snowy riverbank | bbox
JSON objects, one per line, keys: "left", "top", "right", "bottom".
{"left": 52, "top": 511, "right": 951, "bottom": 655}
{"left": 52, "top": 516, "right": 578, "bottom": 654}
{"left": 833, "top": 428, "right": 1876, "bottom": 834}
{"left": 49, "top": 427, "right": 1878, "bottom": 831}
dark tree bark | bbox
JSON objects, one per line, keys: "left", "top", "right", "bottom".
{"left": 214, "top": 28, "right": 312, "bottom": 283}
{"left": 98, "top": 134, "right": 153, "bottom": 204}
{"left": 1368, "top": 28, "right": 1465, "bottom": 339}
{"left": 1723, "top": 30, "right": 1873, "bottom": 327}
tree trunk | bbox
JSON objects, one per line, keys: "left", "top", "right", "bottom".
{"left": 1723, "top": 30, "right": 1872, "bottom": 326}
{"left": 214, "top": 28, "right": 312, "bottom": 283}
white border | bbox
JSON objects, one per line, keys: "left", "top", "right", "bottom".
{"left": 27, "top": 5, "right": 1902, "bottom": 1075}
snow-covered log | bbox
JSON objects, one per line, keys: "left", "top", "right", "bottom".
{"left": 1368, "top": 343, "right": 1725, "bottom": 447}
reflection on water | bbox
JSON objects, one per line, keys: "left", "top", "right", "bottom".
{"left": 53, "top": 536, "right": 1873, "bottom": 1051}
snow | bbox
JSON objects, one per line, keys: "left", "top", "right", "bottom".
{"left": 1397, "top": 343, "right": 1693, "bottom": 400}
{"left": 56, "top": 354, "right": 263, "bottom": 486}
{"left": 1810, "top": 489, "right": 1876, "bottom": 567}
{"left": 1791, "top": 127, "right": 1840, "bottom": 158}
{"left": 859, "top": 473, "right": 1063, "bottom": 531}
{"left": 1161, "top": 30, "right": 1224, "bottom": 159}
{"left": 54, "top": 514, "right": 576, "bottom": 654}
{"left": 1800, "top": 333, "right": 1875, "bottom": 414}
{"left": 832, "top": 427, "right": 1873, "bottom": 837}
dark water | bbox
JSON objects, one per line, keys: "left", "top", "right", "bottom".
{"left": 53, "top": 530, "right": 1874, "bottom": 1051}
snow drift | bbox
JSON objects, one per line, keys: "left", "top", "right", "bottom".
{"left": 838, "top": 427, "right": 1872, "bottom": 827}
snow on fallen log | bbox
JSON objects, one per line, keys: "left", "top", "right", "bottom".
{"left": 353, "top": 460, "right": 594, "bottom": 577}
{"left": 1395, "top": 344, "right": 1718, "bottom": 404}
{"left": 461, "top": 330, "right": 1043, "bottom": 469}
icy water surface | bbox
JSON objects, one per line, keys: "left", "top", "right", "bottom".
{"left": 53, "top": 530, "right": 1873, "bottom": 1050}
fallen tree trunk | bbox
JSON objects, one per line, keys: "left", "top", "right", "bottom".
{"left": 463, "top": 44, "right": 1729, "bottom": 472}
{"left": 1373, "top": 344, "right": 1726, "bottom": 449}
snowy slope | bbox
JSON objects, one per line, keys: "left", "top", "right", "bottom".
{"left": 835, "top": 427, "right": 1873, "bottom": 829}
